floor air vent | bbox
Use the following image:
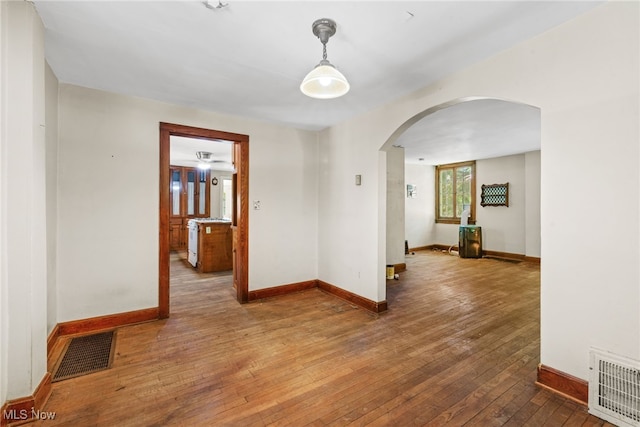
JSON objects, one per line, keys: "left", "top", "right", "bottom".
{"left": 589, "top": 348, "right": 640, "bottom": 427}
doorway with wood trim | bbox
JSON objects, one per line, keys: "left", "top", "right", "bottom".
{"left": 159, "top": 122, "right": 249, "bottom": 318}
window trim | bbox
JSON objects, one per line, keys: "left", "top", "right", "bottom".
{"left": 435, "top": 160, "right": 476, "bottom": 224}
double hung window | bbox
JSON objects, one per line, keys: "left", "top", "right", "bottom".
{"left": 435, "top": 161, "right": 475, "bottom": 224}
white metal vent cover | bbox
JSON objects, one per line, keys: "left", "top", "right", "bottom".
{"left": 589, "top": 348, "right": 640, "bottom": 427}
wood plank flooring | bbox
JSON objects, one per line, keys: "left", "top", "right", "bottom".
{"left": 37, "top": 250, "right": 613, "bottom": 426}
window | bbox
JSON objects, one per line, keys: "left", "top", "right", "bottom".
{"left": 435, "top": 161, "right": 475, "bottom": 224}
{"left": 221, "top": 178, "right": 233, "bottom": 220}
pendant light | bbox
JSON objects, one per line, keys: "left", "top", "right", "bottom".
{"left": 300, "top": 18, "right": 350, "bottom": 99}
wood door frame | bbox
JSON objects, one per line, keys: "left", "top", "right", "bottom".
{"left": 159, "top": 122, "right": 249, "bottom": 318}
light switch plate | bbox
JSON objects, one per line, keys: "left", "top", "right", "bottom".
{"left": 253, "top": 200, "right": 261, "bottom": 210}
{"left": 355, "top": 175, "right": 362, "bottom": 186}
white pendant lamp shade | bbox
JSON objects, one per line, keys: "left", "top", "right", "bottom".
{"left": 300, "top": 60, "right": 350, "bottom": 99}
{"left": 301, "top": 18, "right": 349, "bottom": 99}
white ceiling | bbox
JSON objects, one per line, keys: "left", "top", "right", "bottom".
{"left": 399, "top": 99, "right": 541, "bottom": 165}
{"left": 34, "top": 0, "right": 601, "bottom": 164}
{"left": 170, "top": 135, "right": 234, "bottom": 170}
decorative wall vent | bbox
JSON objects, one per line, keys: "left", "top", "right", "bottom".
{"left": 589, "top": 348, "right": 640, "bottom": 427}
{"left": 480, "top": 183, "right": 509, "bottom": 207}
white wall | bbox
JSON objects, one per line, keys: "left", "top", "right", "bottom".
{"left": 386, "top": 146, "right": 405, "bottom": 265}
{"left": 1, "top": 0, "right": 5, "bottom": 407}
{"left": 0, "top": 1, "right": 48, "bottom": 400}
{"left": 524, "top": 151, "right": 541, "bottom": 258}
{"left": 404, "top": 163, "right": 435, "bottom": 249}
{"left": 318, "top": 120, "right": 388, "bottom": 302}
{"left": 475, "top": 153, "right": 527, "bottom": 255}
{"left": 57, "top": 84, "right": 319, "bottom": 321}
{"left": 45, "top": 63, "right": 59, "bottom": 334}
{"left": 322, "top": 1, "right": 638, "bottom": 380}
{"left": 244, "top": 119, "right": 319, "bottom": 290}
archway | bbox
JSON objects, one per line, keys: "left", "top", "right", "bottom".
{"left": 379, "top": 97, "right": 541, "bottom": 303}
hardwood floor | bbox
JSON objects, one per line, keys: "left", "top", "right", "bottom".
{"left": 37, "top": 250, "right": 613, "bottom": 426}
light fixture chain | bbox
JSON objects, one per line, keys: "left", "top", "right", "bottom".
{"left": 322, "top": 43, "right": 327, "bottom": 61}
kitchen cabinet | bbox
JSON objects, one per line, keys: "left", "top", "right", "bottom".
{"left": 196, "top": 221, "right": 232, "bottom": 273}
{"left": 170, "top": 166, "right": 210, "bottom": 250}
{"left": 169, "top": 218, "right": 186, "bottom": 250}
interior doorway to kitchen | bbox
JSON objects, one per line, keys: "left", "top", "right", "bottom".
{"left": 159, "top": 122, "right": 249, "bottom": 318}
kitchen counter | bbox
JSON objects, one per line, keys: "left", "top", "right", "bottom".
{"left": 189, "top": 219, "right": 232, "bottom": 273}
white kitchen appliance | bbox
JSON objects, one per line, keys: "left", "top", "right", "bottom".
{"left": 187, "top": 219, "right": 199, "bottom": 267}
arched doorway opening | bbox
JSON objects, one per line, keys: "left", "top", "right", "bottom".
{"left": 379, "top": 97, "right": 541, "bottom": 304}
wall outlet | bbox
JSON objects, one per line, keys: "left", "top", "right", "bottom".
{"left": 253, "top": 200, "right": 260, "bottom": 210}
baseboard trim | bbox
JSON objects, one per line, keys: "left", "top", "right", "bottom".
{"left": 248, "top": 279, "right": 387, "bottom": 314}
{"left": 32, "top": 373, "right": 51, "bottom": 420}
{"left": 317, "top": 280, "right": 388, "bottom": 313}
{"left": 536, "top": 364, "right": 588, "bottom": 406}
{"left": 57, "top": 307, "right": 160, "bottom": 336}
{"left": 483, "top": 249, "right": 524, "bottom": 261}
{"left": 1, "top": 372, "right": 51, "bottom": 426}
{"left": 46, "top": 324, "right": 60, "bottom": 356}
{"left": 418, "top": 245, "right": 541, "bottom": 264}
{"left": 408, "top": 245, "right": 431, "bottom": 252}
{"left": 393, "top": 263, "right": 406, "bottom": 273}
{"left": 248, "top": 280, "right": 317, "bottom": 301}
